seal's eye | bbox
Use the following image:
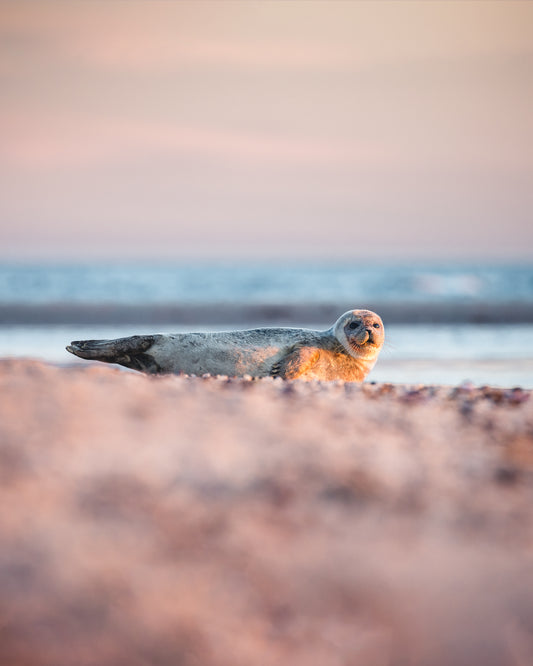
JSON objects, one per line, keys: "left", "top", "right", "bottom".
{"left": 373, "top": 323, "right": 380, "bottom": 329}
{"left": 348, "top": 322, "right": 358, "bottom": 330}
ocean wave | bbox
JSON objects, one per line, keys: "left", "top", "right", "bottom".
{"left": 2, "top": 301, "right": 533, "bottom": 325}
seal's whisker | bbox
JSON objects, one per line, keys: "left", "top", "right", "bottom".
{"left": 380, "top": 345, "right": 396, "bottom": 357}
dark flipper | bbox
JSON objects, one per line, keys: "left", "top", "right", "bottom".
{"left": 66, "top": 335, "right": 162, "bottom": 374}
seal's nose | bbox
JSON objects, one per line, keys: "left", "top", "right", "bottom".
{"left": 355, "top": 328, "right": 370, "bottom": 344}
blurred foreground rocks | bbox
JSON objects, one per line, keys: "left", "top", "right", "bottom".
{"left": 0, "top": 360, "right": 532, "bottom": 666}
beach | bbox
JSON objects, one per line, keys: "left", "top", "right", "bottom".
{"left": 1, "top": 359, "right": 532, "bottom": 665}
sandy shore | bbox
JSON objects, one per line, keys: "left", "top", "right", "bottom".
{"left": 1, "top": 359, "right": 532, "bottom": 666}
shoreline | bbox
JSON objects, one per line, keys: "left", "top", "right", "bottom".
{"left": 1, "top": 360, "right": 532, "bottom": 665}
{"left": 2, "top": 299, "right": 533, "bottom": 325}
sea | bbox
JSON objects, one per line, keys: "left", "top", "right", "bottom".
{"left": 1, "top": 261, "right": 532, "bottom": 388}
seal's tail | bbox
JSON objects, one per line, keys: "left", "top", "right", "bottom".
{"left": 66, "top": 334, "right": 162, "bottom": 373}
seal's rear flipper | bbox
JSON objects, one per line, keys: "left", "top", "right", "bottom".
{"left": 66, "top": 335, "right": 162, "bottom": 373}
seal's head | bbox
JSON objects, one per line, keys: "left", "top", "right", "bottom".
{"left": 333, "top": 309, "right": 385, "bottom": 361}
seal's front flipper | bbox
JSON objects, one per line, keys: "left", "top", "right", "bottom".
{"left": 270, "top": 346, "right": 320, "bottom": 380}
{"left": 66, "top": 335, "right": 162, "bottom": 373}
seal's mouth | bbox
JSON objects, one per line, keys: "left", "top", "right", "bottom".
{"left": 342, "top": 315, "right": 384, "bottom": 356}
{"left": 351, "top": 328, "right": 375, "bottom": 346}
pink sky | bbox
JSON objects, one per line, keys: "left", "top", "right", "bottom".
{"left": 1, "top": 0, "right": 532, "bottom": 260}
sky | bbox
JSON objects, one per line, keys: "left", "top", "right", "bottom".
{"left": 1, "top": 0, "right": 532, "bottom": 261}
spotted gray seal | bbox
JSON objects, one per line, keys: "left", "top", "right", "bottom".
{"left": 66, "top": 309, "right": 384, "bottom": 381}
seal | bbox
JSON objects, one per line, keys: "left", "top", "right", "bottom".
{"left": 66, "top": 309, "right": 384, "bottom": 381}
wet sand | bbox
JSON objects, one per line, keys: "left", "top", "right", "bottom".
{"left": 0, "top": 359, "right": 532, "bottom": 666}
{"left": 3, "top": 300, "right": 533, "bottom": 325}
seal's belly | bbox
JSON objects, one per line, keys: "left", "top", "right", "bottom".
{"left": 180, "top": 345, "right": 281, "bottom": 377}
{"left": 150, "top": 334, "right": 284, "bottom": 377}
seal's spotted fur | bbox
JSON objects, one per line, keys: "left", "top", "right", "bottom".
{"left": 67, "top": 309, "right": 384, "bottom": 381}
